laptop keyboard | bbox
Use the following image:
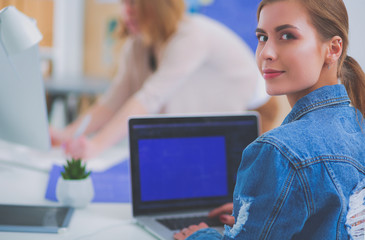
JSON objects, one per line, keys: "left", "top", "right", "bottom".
{"left": 157, "top": 215, "right": 223, "bottom": 230}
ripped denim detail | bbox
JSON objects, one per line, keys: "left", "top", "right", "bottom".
{"left": 224, "top": 196, "right": 253, "bottom": 238}
{"left": 346, "top": 179, "right": 365, "bottom": 240}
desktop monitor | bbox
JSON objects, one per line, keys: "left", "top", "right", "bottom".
{"left": 0, "top": 6, "right": 50, "bottom": 151}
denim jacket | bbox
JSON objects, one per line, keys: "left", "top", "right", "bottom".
{"left": 188, "top": 84, "right": 365, "bottom": 240}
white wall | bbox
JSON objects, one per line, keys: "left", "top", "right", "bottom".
{"left": 53, "top": 0, "right": 85, "bottom": 80}
{"left": 344, "top": 0, "right": 365, "bottom": 70}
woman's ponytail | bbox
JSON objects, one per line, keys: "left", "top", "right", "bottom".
{"left": 341, "top": 56, "right": 365, "bottom": 117}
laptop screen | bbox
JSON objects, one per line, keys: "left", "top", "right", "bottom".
{"left": 129, "top": 114, "right": 259, "bottom": 216}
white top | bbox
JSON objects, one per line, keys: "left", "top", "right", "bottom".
{"left": 102, "top": 14, "right": 269, "bottom": 114}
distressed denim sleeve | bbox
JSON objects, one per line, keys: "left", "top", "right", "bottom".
{"left": 222, "top": 139, "right": 307, "bottom": 239}
{"left": 186, "top": 228, "right": 223, "bottom": 240}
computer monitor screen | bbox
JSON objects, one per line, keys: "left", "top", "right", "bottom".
{"left": 0, "top": 42, "right": 50, "bottom": 151}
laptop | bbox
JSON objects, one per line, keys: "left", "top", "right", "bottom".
{"left": 128, "top": 114, "right": 259, "bottom": 240}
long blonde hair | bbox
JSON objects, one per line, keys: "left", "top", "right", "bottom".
{"left": 257, "top": 0, "right": 365, "bottom": 117}
{"left": 120, "top": 0, "right": 185, "bottom": 46}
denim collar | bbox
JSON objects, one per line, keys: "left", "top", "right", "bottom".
{"left": 282, "top": 84, "right": 351, "bottom": 124}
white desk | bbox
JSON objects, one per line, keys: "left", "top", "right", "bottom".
{"left": 0, "top": 145, "right": 157, "bottom": 240}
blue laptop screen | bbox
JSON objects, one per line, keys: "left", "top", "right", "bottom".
{"left": 139, "top": 136, "right": 228, "bottom": 202}
{"left": 129, "top": 115, "right": 259, "bottom": 215}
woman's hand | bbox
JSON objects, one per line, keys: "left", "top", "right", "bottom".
{"left": 64, "top": 136, "right": 100, "bottom": 160}
{"left": 173, "top": 222, "right": 208, "bottom": 240}
{"left": 208, "top": 202, "right": 235, "bottom": 226}
{"left": 49, "top": 126, "right": 70, "bottom": 146}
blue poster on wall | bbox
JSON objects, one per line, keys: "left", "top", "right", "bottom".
{"left": 185, "top": 0, "right": 262, "bottom": 53}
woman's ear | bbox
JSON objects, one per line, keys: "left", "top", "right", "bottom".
{"left": 325, "top": 36, "right": 343, "bottom": 67}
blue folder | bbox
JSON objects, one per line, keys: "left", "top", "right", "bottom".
{"left": 45, "top": 160, "right": 130, "bottom": 203}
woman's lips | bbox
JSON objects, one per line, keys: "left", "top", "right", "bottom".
{"left": 263, "top": 69, "right": 285, "bottom": 79}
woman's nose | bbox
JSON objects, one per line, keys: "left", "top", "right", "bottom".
{"left": 258, "top": 40, "right": 277, "bottom": 62}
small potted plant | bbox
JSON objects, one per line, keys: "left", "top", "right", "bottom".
{"left": 56, "top": 158, "right": 94, "bottom": 208}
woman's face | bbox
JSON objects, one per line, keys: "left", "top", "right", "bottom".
{"left": 256, "top": 1, "right": 330, "bottom": 105}
{"left": 121, "top": 0, "right": 139, "bottom": 34}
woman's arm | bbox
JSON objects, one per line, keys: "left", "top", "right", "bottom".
{"left": 177, "top": 140, "right": 307, "bottom": 240}
{"left": 50, "top": 103, "right": 115, "bottom": 146}
{"left": 51, "top": 39, "right": 134, "bottom": 148}
{"left": 64, "top": 96, "right": 147, "bottom": 159}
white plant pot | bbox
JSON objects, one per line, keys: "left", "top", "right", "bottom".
{"left": 56, "top": 177, "right": 94, "bottom": 208}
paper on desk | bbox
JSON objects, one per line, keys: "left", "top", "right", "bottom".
{"left": 45, "top": 159, "right": 131, "bottom": 203}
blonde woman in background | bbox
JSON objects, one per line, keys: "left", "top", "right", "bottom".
{"left": 51, "top": 0, "right": 279, "bottom": 159}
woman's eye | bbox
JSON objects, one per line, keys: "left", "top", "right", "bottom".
{"left": 281, "top": 33, "right": 295, "bottom": 40}
{"left": 257, "top": 35, "right": 268, "bottom": 42}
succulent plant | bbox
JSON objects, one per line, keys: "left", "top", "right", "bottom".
{"left": 61, "top": 158, "right": 91, "bottom": 180}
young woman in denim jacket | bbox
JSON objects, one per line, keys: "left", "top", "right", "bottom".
{"left": 174, "top": 0, "right": 365, "bottom": 239}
